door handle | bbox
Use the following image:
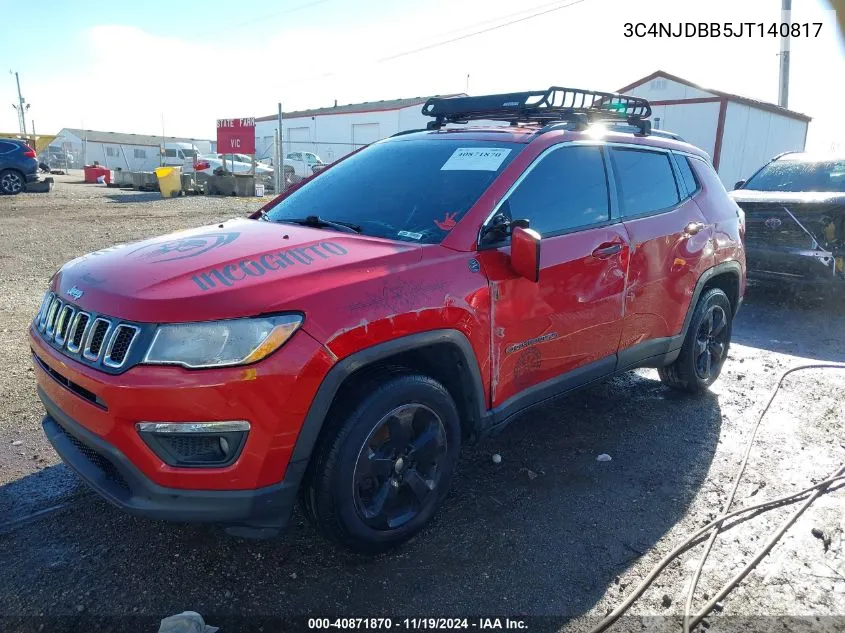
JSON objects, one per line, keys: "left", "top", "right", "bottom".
{"left": 591, "top": 242, "right": 622, "bottom": 258}
{"left": 684, "top": 221, "right": 705, "bottom": 236}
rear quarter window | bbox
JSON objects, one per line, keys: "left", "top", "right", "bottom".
{"left": 609, "top": 148, "right": 680, "bottom": 217}
{"left": 0, "top": 141, "right": 15, "bottom": 154}
{"left": 674, "top": 154, "right": 700, "bottom": 197}
{"left": 688, "top": 156, "right": 729, "bottom": 195}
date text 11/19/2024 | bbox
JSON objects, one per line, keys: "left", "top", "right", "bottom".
{"left": 308, "top": 618, "right": 528, "bottom": 630}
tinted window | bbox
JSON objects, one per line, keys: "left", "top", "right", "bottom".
{"left": 502, "top": 145, "right": 609, "bottom": 236}
{"left": 744, "top": 159, "right": 845, "bottom": 193}
{"left": 610, "top": 148, "right": 680, "bottom": 216}
{"left": 266, "top": 139, "right": 521, "bottom": 244}
{"left": 0, "top": 141, "right": 14, "bottom": 154}
{"left": 675, "top": 154, "right": 699, "bottom": 196}
{"left": 164, "top": 149, "right": 178, "bottom": 157}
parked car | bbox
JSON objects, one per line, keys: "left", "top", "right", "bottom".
{"left": 218, "top": 152, "right": 272, "bottom": 168}
{"left": 730, "top": 152, "right": 845, "bottom": 287}
{"left": 162, "top": 143, "right": 201, "bottom": 173}
{"left": 196, "top": 154, "right": 273, "bottom": 177}
{"left": 30, "top": 87, "right": 745, "bottom": 552}
{"left": 0, "top": 138, "right": 39, "bottom": 194}
{"left": 284, "top": 151, "right": 325, "bottom": 177}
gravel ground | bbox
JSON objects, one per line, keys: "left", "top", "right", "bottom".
{"left": 0, "top": 175, "right": 844, "bottom": 632}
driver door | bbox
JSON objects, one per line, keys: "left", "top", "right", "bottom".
{"left": 476, "top": 144, "right": 630, "bottom": 408}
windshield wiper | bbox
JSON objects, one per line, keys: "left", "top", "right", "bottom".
{"left": 276, "top": 215, "right": 362, "bottom": 234}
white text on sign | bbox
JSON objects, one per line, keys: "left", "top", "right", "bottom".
{"left": 216, "top": 118, "right": 256, "bottom": 128}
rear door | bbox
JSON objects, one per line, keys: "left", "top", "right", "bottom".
{"left": 478, "top": 143, "right": 630, "bottom": 407}
{"left": 609, "top": 146, "right": 714, "bottom": 366}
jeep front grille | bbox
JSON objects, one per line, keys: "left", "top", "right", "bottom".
{"left": 54, "top": 305, "right": 75, "bottom": 346}
{"left": 66, "top": 312, "right": 90, "bottom": 353}
{"left": 84, "top": 318, "right": 112, "bottom": 361}
{"left": 103, "top": 324, "right": 140, "bottom": 368}
{"left": 34, "top": 293, "right": 143, "bottom": 371}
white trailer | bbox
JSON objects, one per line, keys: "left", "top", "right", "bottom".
{"left": 50, "top": 129, "right": 214, "bottom": 172}
{"left": 617, "top": 71, "right": 811, "bottom": 187}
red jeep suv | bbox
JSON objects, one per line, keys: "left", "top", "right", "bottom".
{"left": 31, "top": 88, "right": 745, "bottom": 551}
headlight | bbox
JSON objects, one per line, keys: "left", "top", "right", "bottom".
{"left": 143, "top": 315, "right": 302, "bottom": 368}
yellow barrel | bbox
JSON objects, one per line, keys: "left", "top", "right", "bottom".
{"left": 155, "top": 166, "right": 182, "bottom": 198}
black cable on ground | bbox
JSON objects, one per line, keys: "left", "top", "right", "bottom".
{"left": 590, "top": 363, "right": 845, "bottom": 633}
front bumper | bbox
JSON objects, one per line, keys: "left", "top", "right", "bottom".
{"left": 41, "top": 387, "right": 303, "bottom": 529}
{"left": 746, "top": 247, "right": 845, "bottom": 287}
{"left": 30, "top": 321, "right": 335, "bottom": 493}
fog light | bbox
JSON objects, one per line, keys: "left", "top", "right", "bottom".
{"left": 136, "top": 421, "right": 249, "bottom": 468}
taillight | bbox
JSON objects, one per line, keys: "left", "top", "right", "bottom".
{"left": 23, "top": 149, "right": 36, "bottom": 158}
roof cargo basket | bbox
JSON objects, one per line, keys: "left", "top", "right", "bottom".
{"left": 422, "top": 86, "right": 652, "bottom": 135}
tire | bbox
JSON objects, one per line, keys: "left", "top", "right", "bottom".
{"left": 0, "top": 169, "right": 25, "bottom": 195}
{"left": 659, "top": 287, "right": 733, "bottom": 393}
{"left": 300, "top": 372, "right": 462, "bottom": 553}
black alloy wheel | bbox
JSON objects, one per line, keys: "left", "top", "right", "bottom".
{"left": 300, "top": 371, "right": 461, "bottom": 552}
{"left": 352, "top": 403, "right": 447, "bottom": 530}
{"left": 694, "top": 304, "right": 729, "bottom": 381}
{"left": 658, "top": 287, "right": 733, "bottom": 393}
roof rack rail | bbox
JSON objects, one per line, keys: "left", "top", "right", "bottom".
{"left": 422, "top": 86, "right": 652, "bottom": 135}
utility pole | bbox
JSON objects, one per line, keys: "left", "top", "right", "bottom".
{"left": 778, "top": 0, "right": 791, "bottom": 108}
{"left": 277, "top": 102, "right": 284, "bottom": 191}
{"left": 11, "top": 71, "right": 28, "bottom": 136}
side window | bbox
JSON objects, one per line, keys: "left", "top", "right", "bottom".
{"left": 674, "top": 154, "right": 700, "bottom": 197}
{"left": 134, "top": 149, "right": 147, "bottom": 159}
{"left": 609, "top": 148, "right": 680, "bottom": 217}
{"left": 0, "top": 141, "right": 14, "bottom": 154}
{"left": 164, "top": 148, "right": 177, "bottom": 158}
{"left": 503, "top": 145, "right": 609, "bottom": 237}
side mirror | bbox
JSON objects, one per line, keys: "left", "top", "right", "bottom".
{"left": 511, "top": 226, "right": 541, "bottom": 282}
{"left": 734, "top": 179, "right": 746, "bottom": 190}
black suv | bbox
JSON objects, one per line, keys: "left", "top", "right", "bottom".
{"left": 0, "top": 138, "right": 39, "bottom": 195}
{"left": 730, "top": 153, "right": 845, "bottom": 287}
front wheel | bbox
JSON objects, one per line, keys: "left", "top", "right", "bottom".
{"left": 300, "top": 372, "right": 461, "bottom": 552}
{"left": 0, "top": 169, "right": 24, "bottom": 195}
{"left": 659, "top": 287, "right": 733, "bottom": 393}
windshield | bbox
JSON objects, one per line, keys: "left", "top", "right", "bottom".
{"left": 744, "top": 159, "right": 845, "bottom": 193}
{"left": 264, "top": 139, "right": 521, "bottom": 244}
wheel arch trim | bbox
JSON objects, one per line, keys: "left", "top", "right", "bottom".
{"left": 681, "top": 260, "right": 743, "bottom": 336}
{"left": 288, "top": 329, "right": 487, "bottom": 470}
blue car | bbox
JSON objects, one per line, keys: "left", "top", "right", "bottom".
{"left": 0, "top": 138, "right": 39, "bottom": 194}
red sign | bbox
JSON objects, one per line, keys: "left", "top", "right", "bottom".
{"left": 216, "top": 117, "right": 256, "bottom": 154}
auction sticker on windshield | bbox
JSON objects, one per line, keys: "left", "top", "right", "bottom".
{"left": 441, "top": 147, "right": 512, "bottom": 171}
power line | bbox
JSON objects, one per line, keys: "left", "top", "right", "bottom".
{"left": 280, "top": 0, "right": 592, "bottom": 93}
{"left": 378, "top": 0, "right": 590, "bottom": 62}
{"left": 188, "top": 0, "right": 333, "bottom": 38}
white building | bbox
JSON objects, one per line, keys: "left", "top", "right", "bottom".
{"left": 617, "top": 70, "right": 811, "bottom": 187}
{"left": 50, "top": 128, "right": 215, "bottom": 171}
{"left": 254, "top": 95, "right": 464, "bottom": 165}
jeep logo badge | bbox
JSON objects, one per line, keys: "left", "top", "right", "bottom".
{"left": 764, "top": 217, "right": 783, "bottom": 229}
{"left": 66, "top": 286, "right": 84, "bottom": 300}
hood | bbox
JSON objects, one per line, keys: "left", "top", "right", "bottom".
{"left": 52, "top": 218, "right": 423, "bottom": 323}
{"left": 729, "top": 189, "right": 845, "bottom": 206}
